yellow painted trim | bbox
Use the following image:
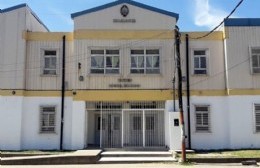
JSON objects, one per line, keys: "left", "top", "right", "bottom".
{"left": 223, "top": 27, "right": 229, "bottom": 39}
{"left": 23, "top": 32, "right": 74, "bottom": 41}
{"left": 190, "top": 90, "right": 227, "bottom": 96}
{"left": 73, "top": 90, "right": 172, "bottom": 101}
{"left": 74, "top": 30, "right": 174, "bottom": 40}
{"left": 1, "top": 89, "right": 260, "bottom": 100}
{"left": 0, "top": 90, "right": 25, "bottom": 96}
{"left": 228, "top": 89, "right": 260, "bottom": 95}
{"left": 182, "top": 31, "right": 224, "bottom": 41}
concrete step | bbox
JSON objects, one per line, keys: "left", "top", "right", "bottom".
{"left": 101, "top": 151, "right": 173, "bottom": 157}
{"left": 98, "top": 156, "right": 177, "bottom": 163}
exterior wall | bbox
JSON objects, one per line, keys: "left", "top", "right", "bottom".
{"left": 25, "top": 9, "right": 48, "bottom": 32}
{"left": 181, "top": 39, "right": 226, "bottom": 90}
{"left": 73, "top": 4, "right": 176, "bottom": 30}
{"left": 225, "top": 27, "right": 260, "bottom": 89}
{"left": 71, "top": 101, "right": 85, "bottom": 150}
{"left": 0, "top": 6, "right": 48, "bottom": 90}
{"left": 0, "top": 96, "right": 23, "bottom": 150}
{"left": 228, "top": 96, "right": 260, "bottom": 149}
{"left": 73, "top": 39, "right": 174, "bottom": 90}
{"left": 0, "top": 8, "right": 27, "bottom": 89}
{"left": 190, "top": 96, "right": 230, "bottom": 150}
{"left": 25, "top": 40, "right": 74, "bottom": 90}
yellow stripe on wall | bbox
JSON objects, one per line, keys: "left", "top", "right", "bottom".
{"left": 1, "top": 89, "right": 260, "bottom": 100}
{"left": 182, "top": 31, "right": 224, "bottom": 41}
{"left": 74, "top": 30, "right": 174, "bottom": 40}
{"left": 23, "top": 32, "right": 74, "bottom": 41}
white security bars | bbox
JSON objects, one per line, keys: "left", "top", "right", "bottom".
{"left": 86, "top": 101, "right": 165, "bottom": 148}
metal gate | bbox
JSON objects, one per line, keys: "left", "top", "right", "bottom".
{"left": 87, "top": 101, "right": 165, "bottom": 148}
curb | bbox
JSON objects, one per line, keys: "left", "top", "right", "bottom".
{"left": 188, "top": 158, "right": 260, "bottom": 163}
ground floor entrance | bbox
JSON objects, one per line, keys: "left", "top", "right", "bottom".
{"left": 86, "top": 101, "right": 165, "bottom": 148}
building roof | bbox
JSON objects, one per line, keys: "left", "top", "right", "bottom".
{"left": 0, "top": 3, "right": 49, "bottom": 31}
{"left": 71, "top": 0, "right": 179, "bottom": 20}
{"left": 224, "top": 18, "right": 260, "bottom": 27}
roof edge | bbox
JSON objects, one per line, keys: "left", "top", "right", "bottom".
{"left": 71, "top": 0, "right": 179, "bottom": 20}
{"left": 224, "top": 18, "right": 260, "bottom": 27}
{"left": 0, "top": 3, "right": 49, "bottom": 32}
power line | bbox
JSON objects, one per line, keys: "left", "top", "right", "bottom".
{"left": 190, "top": 0, "right": 244, "bottom": 40}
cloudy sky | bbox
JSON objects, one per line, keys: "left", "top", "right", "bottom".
{"left": 0, "top": 0, "right": 259, "bottom": 32}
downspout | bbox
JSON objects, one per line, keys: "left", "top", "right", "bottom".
{"left": 185, "top": 34, "right": 191, "bottom": 149}
{"left": 60, "top": 35, "right": 66, "bottom": 150}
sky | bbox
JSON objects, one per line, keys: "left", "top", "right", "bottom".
{"left": 0, "top": 0, "right": 259, "bottom": 32}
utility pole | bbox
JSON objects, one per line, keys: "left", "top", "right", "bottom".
{"left": 175, "top": 26, "right": 186, "bottom": 162}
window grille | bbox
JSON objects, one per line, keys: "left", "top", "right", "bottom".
{"left": 255, "top": 104, "right": 260, "bottom": 132}
{"left": 195, "top": 105, "right": 210, "bottom": 132}
{"left": 40, "top": 106, "right": 56, "bottom": 133}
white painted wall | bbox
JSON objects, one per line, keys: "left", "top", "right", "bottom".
{"left": 228, "top": 96, "right": 260, "bottom": 149}
{"left": 0, "top": 96, "right": 23, "bottom": 150}
{"left": 190, "top": 96, "right": 230, "bottom": 149}
{"left": 71, "top": 101, "right": 86, "bottom": 150}
{"left": 21, "top": 97, "right": 62, "bottom": 150}
{"left": 74, "top": 3, "right": 176, "bottom": 30}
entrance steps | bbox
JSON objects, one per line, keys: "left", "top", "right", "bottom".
{"left": 98, "top": 151, "right": 177, "bottom": 163}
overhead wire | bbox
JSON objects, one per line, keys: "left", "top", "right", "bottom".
{"left": 189, "top": 0, "right": 244, "bottom": 40}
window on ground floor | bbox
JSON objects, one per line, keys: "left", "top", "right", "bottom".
{"left": 255, "top": 104, "right": 260, "bottom": 133}
{"left": 195, "top": 105, "right": 211, "bottom": 133}
{"left": 40, "top": 106, "right": 56, "bottom": 133}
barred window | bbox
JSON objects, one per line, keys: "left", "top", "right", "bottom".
{"left": 255, "top": 104, "right": 260, "bottom": 133}
{"left": 195, "top": 105, "right": 210, "bottom": 132}
{"left": 40, "top": 106, "right": 56, "bottom": 133}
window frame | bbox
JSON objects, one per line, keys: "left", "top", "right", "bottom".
{"left": 41, "top": 49, "right": 59, "bottom": 76}
{"left": 254, "top": 104, "right": 260, "bottom": 133}
{"left": 250, "top": 47, "right": 260, "bottom": 74}
{"left": 191, "top": 48, "right": 209, "bottom": 75}
{"left": 130, "top": 48, "right": 160, "bottom": 74}
{"left": 194, "top": 105, "right": 211, "bottom": 133}
{"left": 90, "top": 49, "right": 120, "bottom": 74}
{"left": 39, "top": 105, "right": 57, "bottom": 134}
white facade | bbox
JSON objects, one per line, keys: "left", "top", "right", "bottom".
{"left": 1, "top": 1, "right": 260, "bottom": 151}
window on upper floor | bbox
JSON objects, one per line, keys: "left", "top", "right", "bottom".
{"left": 254, "top": 104, "right": 260, "bottom": 133}
{"left": 251, "top": 47, "right": 260, "bottom": 74}
{"left": 195, "top": 105, "right": 211, "bottom": 133}
{"left": 130, "top": 49, "right": 160, "bottom": 74}
{"left": 193, "top": 49, "right": 208, "bottom": 75}
{"left": 40, "top": 106, "right": 56, "bottom": 133}
{"left": 90, "top": 49, "right": 120, "bottom": 74}
{"left": 42, "top": 50, "right": 58, "bottom": 75}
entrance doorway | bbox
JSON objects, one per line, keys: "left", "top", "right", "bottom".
{"left": 87, "top": 101, "right": 165, "bottom": 148}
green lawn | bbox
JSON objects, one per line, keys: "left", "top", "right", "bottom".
{"left": 180, "top": 150, "right": 260, "bottom": 158}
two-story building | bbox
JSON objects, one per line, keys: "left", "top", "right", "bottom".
{"left": 0, "top": 0, "right": 260, "bottom": 150}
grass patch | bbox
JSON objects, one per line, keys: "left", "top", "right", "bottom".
{"left": 177, "top": 149, "right": 260, "bottom": 159}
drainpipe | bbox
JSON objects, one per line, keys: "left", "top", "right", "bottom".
{"left": 60, "top": 35, "right": 66, "bottom": 150}
{"left": 185, "top": 34, "right": 191, "bottom": 149}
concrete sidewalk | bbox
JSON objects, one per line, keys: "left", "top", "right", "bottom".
{"left": 1, "top": 150, "right": 102, "bottom": 165}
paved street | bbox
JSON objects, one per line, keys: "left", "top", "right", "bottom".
{"left": 1, "top": 163, "right": 259, "bottom": 168}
